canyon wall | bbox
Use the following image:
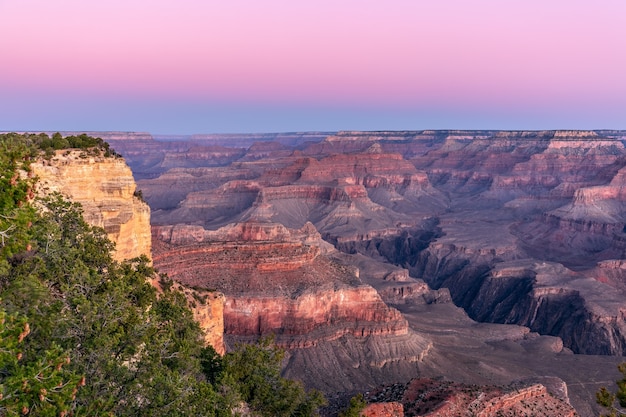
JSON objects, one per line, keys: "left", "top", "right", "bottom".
{"left": 152, "top": 221, "right": 409, "bottom": 349}
{"left": 30, "top": 147, "right": 226, "bottom": 354}
{"left": 31, "top": 149, "right": 151, "bottom": 262}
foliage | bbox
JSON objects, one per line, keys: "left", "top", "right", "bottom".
{"left": 0, "top": 138, "right": 36, "bottom": 269}
{"left": 596, "top": 362, "right": 626, "bottom": 417}
{"left": 0, "top": 132, "right": 119, "bottom": 163}
{"left": 0, "top": 308, "right": 82, "bottom": 417}
{"left": 219, "top": 337, "right": 326, "bottom": 417}
{"left": 0, "top": 133, "right": 326, "bottom": 416}
{"left": 133, "top": 189, "right": 146, "bottom": 202}
{"left": 338, "top": 393, "right": 367, "bottom": 417}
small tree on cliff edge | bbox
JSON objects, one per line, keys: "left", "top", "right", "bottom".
{"left": 597, "top": 362, "right": 626, "bottom": 416}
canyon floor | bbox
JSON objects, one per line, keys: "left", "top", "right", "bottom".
{"left": 104, "top": 130, "right": 626, "bottom": 416}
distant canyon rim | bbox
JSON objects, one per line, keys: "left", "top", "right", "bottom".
{"left": 37, "top": 130, "right": 626, "bottom": 416}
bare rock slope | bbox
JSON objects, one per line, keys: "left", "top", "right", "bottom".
{"left": 31, "top": 149, "right": 151, "bottom": 261}
{"left": 153, "top": 221, "right": 412, "bottom": 348}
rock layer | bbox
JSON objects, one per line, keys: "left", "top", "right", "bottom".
{"left": 31, "top": 149, "right": 151, "bottom": 262}
{"left": 365, "top": 379, "right": 577, "bottom": 417}
{"left": 78, "top": 130, "right": 626, "bottom": 416}
{"left": 152, "top": 221, "right": 409, "bottom": 348}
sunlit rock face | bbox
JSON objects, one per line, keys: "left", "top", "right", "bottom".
{"left": 30, "top": 147, "right": 227, "bottom": 355}
{"left": 31, "top": 149, "right": 151, "bottom": 262}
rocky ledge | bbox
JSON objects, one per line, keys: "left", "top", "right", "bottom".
{"left": 152, "top": 221, "right": 409, "bottom": 347}
{"left": 363, "top": 378, "right": 577, "bottom": 417}
{"left": 31, "top": 149, "right": 151, "bottom": 262}
{"left": 29, "top": 146, "right": 226, "bottom": 355}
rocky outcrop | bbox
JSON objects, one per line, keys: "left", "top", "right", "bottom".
{"left": 225, "top": 286, "right": 408, "bottom": 348}
{"left": 31, "top": 149, "right": 151, "bottom": 262}
{"left": 366, "top": 379, "right": 577, "bottom": 417}
{"left": 361, "top": 402, "right": 404, "bottom": 417}
{"left": 152, "top": 221, "right": 409, "bottom": 347}
{"left": 151, "top": 278, "right": 226, "bottom": 355}
{"left": 29, "top": 146, "right": 227, "bottom": 355}
{"left": 190, "top": 289, "right": 225, "bottom": 355}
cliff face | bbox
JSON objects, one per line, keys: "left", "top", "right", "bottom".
{"left": 224, "top": 286, "right": 407, "bottom": 348}
{"left": 152, "top": 221, "right": 409, "bottom": 348}
{"left": 31, "top": 150, "right": 151, "bottom": 262}
{"left": 30, "top": 148, "right": 226, "bottom": 355}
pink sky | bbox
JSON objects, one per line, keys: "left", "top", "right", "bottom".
{"left": 1, "top": 0, "right": 625, "bottom": 133}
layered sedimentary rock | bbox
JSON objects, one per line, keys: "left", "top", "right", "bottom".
{"left": 149, "top": 145, "right": 448, "bottom": 246}
{"left": 31, "top": 149, "right": 151, "bottom": 262}
{"left": 365, "top": 379, "right": 577, "bottom": 417}
{"left": 152, "top": 221, "right": 409, "bottom": 348}
{"left": 298, "top": 131, "right": 626, "bottom": 357}
{"left": 85, "top": 129, "right": 626, "bottom": 416}
{"left": 224, "top": 287, "right": 408, "bottom": 348}
{"left": 30, "top": 146, "right": 226, "bottom": 355}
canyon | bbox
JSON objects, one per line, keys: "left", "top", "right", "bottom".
{"left": 56, "top": 130, "right": 626, "bottom": 416}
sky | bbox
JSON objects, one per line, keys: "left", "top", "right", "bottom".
{"left": 1, "top": 0, "right": 625, "bottom": 134}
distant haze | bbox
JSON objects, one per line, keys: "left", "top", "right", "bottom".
{"left": 1, "top": 0, "right": 625, "bottom": 134}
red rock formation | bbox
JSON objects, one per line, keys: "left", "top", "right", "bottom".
{"left": 361, "top": 402, "right": 404, "bottom": 417}
{"left": 85, "top": 129, "right": 626, "bottom": 415}
{"left": 225, "top": 286, "right": 408, "bottom": 348}
{"left": 367, "top": 379, "right": 577, "bottom": 417}
{"left": 152, "top": 221, "right": 408, "bottom": 347}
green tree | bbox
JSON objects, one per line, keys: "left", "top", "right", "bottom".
{"left": 596, "top": 362, "right": 626, "bottom": 417}
{"left": 51, "top": 133, "right": 69, "bottom": 150}
{"left": 0, "top": 308, "right": 82, "bottom": 417}
{"left": 338, "top": 393, "right": 367, "bottom": 417}
{"left": 1, "top": 192, "right": 221, "bottom": 416}
{"left": 221, "top": 337, "right": 326, "bottom": 417}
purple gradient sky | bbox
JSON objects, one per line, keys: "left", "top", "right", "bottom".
{"left": 1, "top": 0, "right": 625, "bottom": 134}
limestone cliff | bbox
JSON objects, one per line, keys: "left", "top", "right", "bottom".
{"left": 31, "top": 149, "right": 151, "bottom": 262}
{"left": 30, "top": 148, "right": 226, "bottom": 354}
